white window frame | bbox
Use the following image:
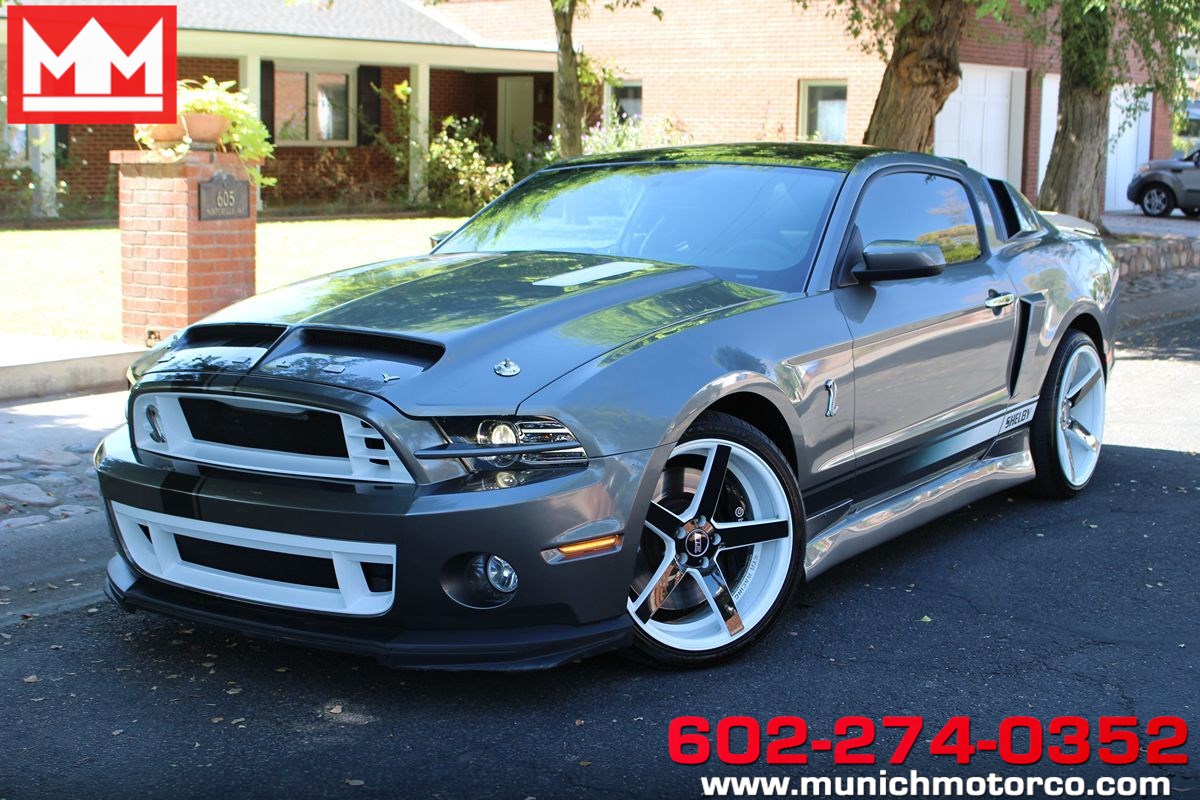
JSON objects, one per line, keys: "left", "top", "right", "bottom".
{"left": 1, "top": 48, "right": 31, "bottom": 166}
{"left": 603, "top": 80, "right": 643, "bottom": 124}
{"left": 272, "top": 60, "right": 357, "bottom": 147}
{"left": 797, "top": 79, "right": 848, "bottom": 143}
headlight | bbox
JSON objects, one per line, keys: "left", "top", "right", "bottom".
{"left": 416, "top": 416, "right": 588, "bottom": 471}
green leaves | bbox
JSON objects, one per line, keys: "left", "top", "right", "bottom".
{"left": 134, "top": 76, "right": 277, "bottom": 187}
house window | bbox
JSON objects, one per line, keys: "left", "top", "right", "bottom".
{"left": 605, "top": 82, "right": 643, "bottom": 123}
{"left": 273, "top": 65, "right": 354, "bottom": 145}
{"left": 798, "top": 81, "right": 848, "bottom": 144}
{"left": 0, "top": 55, "right": 29, "bottom": 165}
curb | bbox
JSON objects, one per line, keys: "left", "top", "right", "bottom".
{"left": 0, "top": 350, "right": 140, "bottom": 403}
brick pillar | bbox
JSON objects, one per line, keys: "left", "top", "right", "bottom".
{"left": 110, "top": 150, "right": 256, "bottom": 346}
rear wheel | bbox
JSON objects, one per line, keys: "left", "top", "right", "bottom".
{"left": 627, "top": 412, "right": 804, "bottom": 667}
{"left": 1030, "top": 331, "right": 1107, "bottom": 497}
{"left": 1140, "top": 184, "right": 1175, "bottom": 217}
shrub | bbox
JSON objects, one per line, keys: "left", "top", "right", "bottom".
{"left": 426, "top": 116, "right": 514, "bottom": 215}
{"left": 581, "top": 115, "right": 693, "bottom": 155}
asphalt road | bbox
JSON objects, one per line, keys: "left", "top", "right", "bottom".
{"left": 2, "top": 314, "right": 1198, "bottom": 800}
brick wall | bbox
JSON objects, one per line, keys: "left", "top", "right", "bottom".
{"left": 1151, "top": 97, "right": 1175, "bottom": 160}
{"left": 432, "top": 69, "right": 479, "bottom": 123}
{"left": 112, "top": 150, "right": 256, "bottom": 344}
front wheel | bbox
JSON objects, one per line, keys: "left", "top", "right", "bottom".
{"left": 627, "top": 412, "right": 804, "bottom": 667}
{"left": 1030, "top": 331, "right": 1107, "bottom": 497}
{"left": 1140, "top": 184, "right": 1175, "bottom": 217}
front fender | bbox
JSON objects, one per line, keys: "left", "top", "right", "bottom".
{"left": 1131, "top": 171, "right": 1186, "bottom": 204}
{"left": 516, "top": 291, "right": 855, "bottom": 493}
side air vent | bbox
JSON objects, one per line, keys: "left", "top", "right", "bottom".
{"left": 1008, "top": 298, "right": 1032, "bottom": 395}
{"left": 298, "top": 326, "right": 444, "bottom": 369}
{"left": 181, "top": 323, "right": 288, "bottom": 349}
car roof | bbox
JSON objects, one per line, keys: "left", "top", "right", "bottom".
{"left": 559, "top": 142, "right": 887, "bottom": 172}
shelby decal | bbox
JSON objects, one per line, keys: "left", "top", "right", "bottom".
{"left": 999, "top": 400, "right": 1038, "bottom": 433}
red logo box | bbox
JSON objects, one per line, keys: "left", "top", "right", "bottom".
{"left": 6, "top": 4, "right": 177, "bottom": 123}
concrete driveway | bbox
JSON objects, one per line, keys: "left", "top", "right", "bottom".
{"left": 1104, "top": 208, "right": 1200, "bottom": 237}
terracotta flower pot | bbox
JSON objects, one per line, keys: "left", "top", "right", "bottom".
{"left": 181, "top": 112, "right": 230, "bottom": 146}
{"left": 146, "top": 121, "right": 186, "bottom": 144}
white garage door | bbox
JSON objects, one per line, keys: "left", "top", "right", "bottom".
{"left": 1037, "top": 76, "right": 1152, "bottom": 211}
{"left": 935, "top": 64, "right": 1027, "bottom": 186}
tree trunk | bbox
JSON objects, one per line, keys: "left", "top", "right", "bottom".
{"left": 863, "top": 0, "right": 967, "bottom": 151}
{"left": 552, "top": 0, "right": 584, "bottom": 158}
{"left": 1037, "top": 0, "right": 1112, "bottom": 225}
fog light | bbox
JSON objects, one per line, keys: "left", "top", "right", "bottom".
{"left": 485, "top": 555, "right": 518, "bottom": 593}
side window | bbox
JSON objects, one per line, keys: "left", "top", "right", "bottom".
{"left": 1007, "top": 184, "right": 1044, "bottom": 233}
{"left": 987, "top": 177, "right": 1042, "bottom": 239}
{"left": 855, "top": 172, "right": 983, "bottom": 264}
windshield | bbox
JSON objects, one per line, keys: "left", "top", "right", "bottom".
{"left": 438, "top": 163, "right": 844, "bottom": 290}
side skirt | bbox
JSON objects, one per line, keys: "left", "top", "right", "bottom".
{"left": 803, "top": 429, "right": 1035, "bottom": 580}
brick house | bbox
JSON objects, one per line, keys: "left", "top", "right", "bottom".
{"left": 0, "top": 0, "right": 556, "bottom": 216}
{"left": 430, "top": 0, "right": 1176, "bottom": 210}
{"left": 0, "top": 0, "right": 1179, "bottom": 216}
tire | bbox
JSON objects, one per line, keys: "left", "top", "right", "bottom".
{"left": 627, "top": 411, "right": 805, "bottom": 667}
{"left": 1185, "top": 208, "right": 1200, "bottom": 218}
{"left": 1139, "top": 184, "right": 1175, "bottom": 217}
{"left": 1029, "top": 331, "right": 1107, "bottom": 498}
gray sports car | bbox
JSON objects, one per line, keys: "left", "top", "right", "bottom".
{"left": 98, "top": 143, "right": 1118, "bottom": 669}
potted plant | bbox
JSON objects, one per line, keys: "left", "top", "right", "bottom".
{"left": 134, "top": 77, "right": 277, "bottom": 187}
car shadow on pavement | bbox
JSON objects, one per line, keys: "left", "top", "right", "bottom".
{"left": 1117, "top": 326, "right": 1200, "bottom": 362}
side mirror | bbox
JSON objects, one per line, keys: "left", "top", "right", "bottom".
{"left": 852, "top": 240, "right": 947, "bottom": 282}
{"left": 429, "top": 230, "right": 452, "bottom": 250}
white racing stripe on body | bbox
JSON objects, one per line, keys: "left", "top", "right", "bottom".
{"left": 532, "top": 261, "right": 650, "bottom": 287}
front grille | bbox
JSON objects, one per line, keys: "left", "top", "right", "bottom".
{"left": 179, "top": 397, "right": 349, "bottom": 458}
{"left": 131, "top": 392, "right": 413, "bottom": 484}
{"left": 111, "top": 502, "right": 396, "bottom": 615}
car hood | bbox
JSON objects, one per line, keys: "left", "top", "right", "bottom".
{"left": 145, "top": 251, "right": 776, "bottom": 415}
{"left": 1141, "top": 158, "right": 1194, "bottom": 173}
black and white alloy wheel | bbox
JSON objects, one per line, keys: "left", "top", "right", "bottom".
{"left": 628, "top": 412, "right": 804, "bottom": 666}
{"left": 1031, "top": 331, "right": 1107, "bottom": 497}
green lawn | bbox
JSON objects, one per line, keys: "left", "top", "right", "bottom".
{"left": 0, "top": 216, "right": 466, "bottom": 343}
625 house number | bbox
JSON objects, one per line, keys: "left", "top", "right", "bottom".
{"left": 668, "top": 715, "right": 1189, "bottom": 766}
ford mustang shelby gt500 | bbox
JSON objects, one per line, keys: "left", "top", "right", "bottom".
{"left": 99, "top": 143, "right": 1117, "bottom": 669}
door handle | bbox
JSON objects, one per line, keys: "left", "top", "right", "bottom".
{"left": 984, "top": 292, "right": 1016, "bottom": 309}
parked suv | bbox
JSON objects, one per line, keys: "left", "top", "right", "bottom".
{"left": 1127, "top": 150, "right": 1200, "bottom": 217}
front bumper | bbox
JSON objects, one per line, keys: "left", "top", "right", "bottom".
{"left": 97, "top": 426, "right": 664, "bottom": 670}
{"left": 1126, "top": 175, "right": 1144, "bottom": 204}
{"left": 104, "top": 555, "right": 631, "bottom": 670}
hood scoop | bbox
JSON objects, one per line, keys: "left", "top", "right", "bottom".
{"left": 252, "top": 325, "right": 446, "bottom": 392}
{"left": 146, "top": 323, "right": 288, "bottom": 375}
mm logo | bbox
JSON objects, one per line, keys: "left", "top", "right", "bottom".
{"left": 5, "top": 5, "right": 177, "bottom": 123}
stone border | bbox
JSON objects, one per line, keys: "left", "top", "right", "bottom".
{"left": 1110, "top": 237, "right": 1200, "bottom": 279}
